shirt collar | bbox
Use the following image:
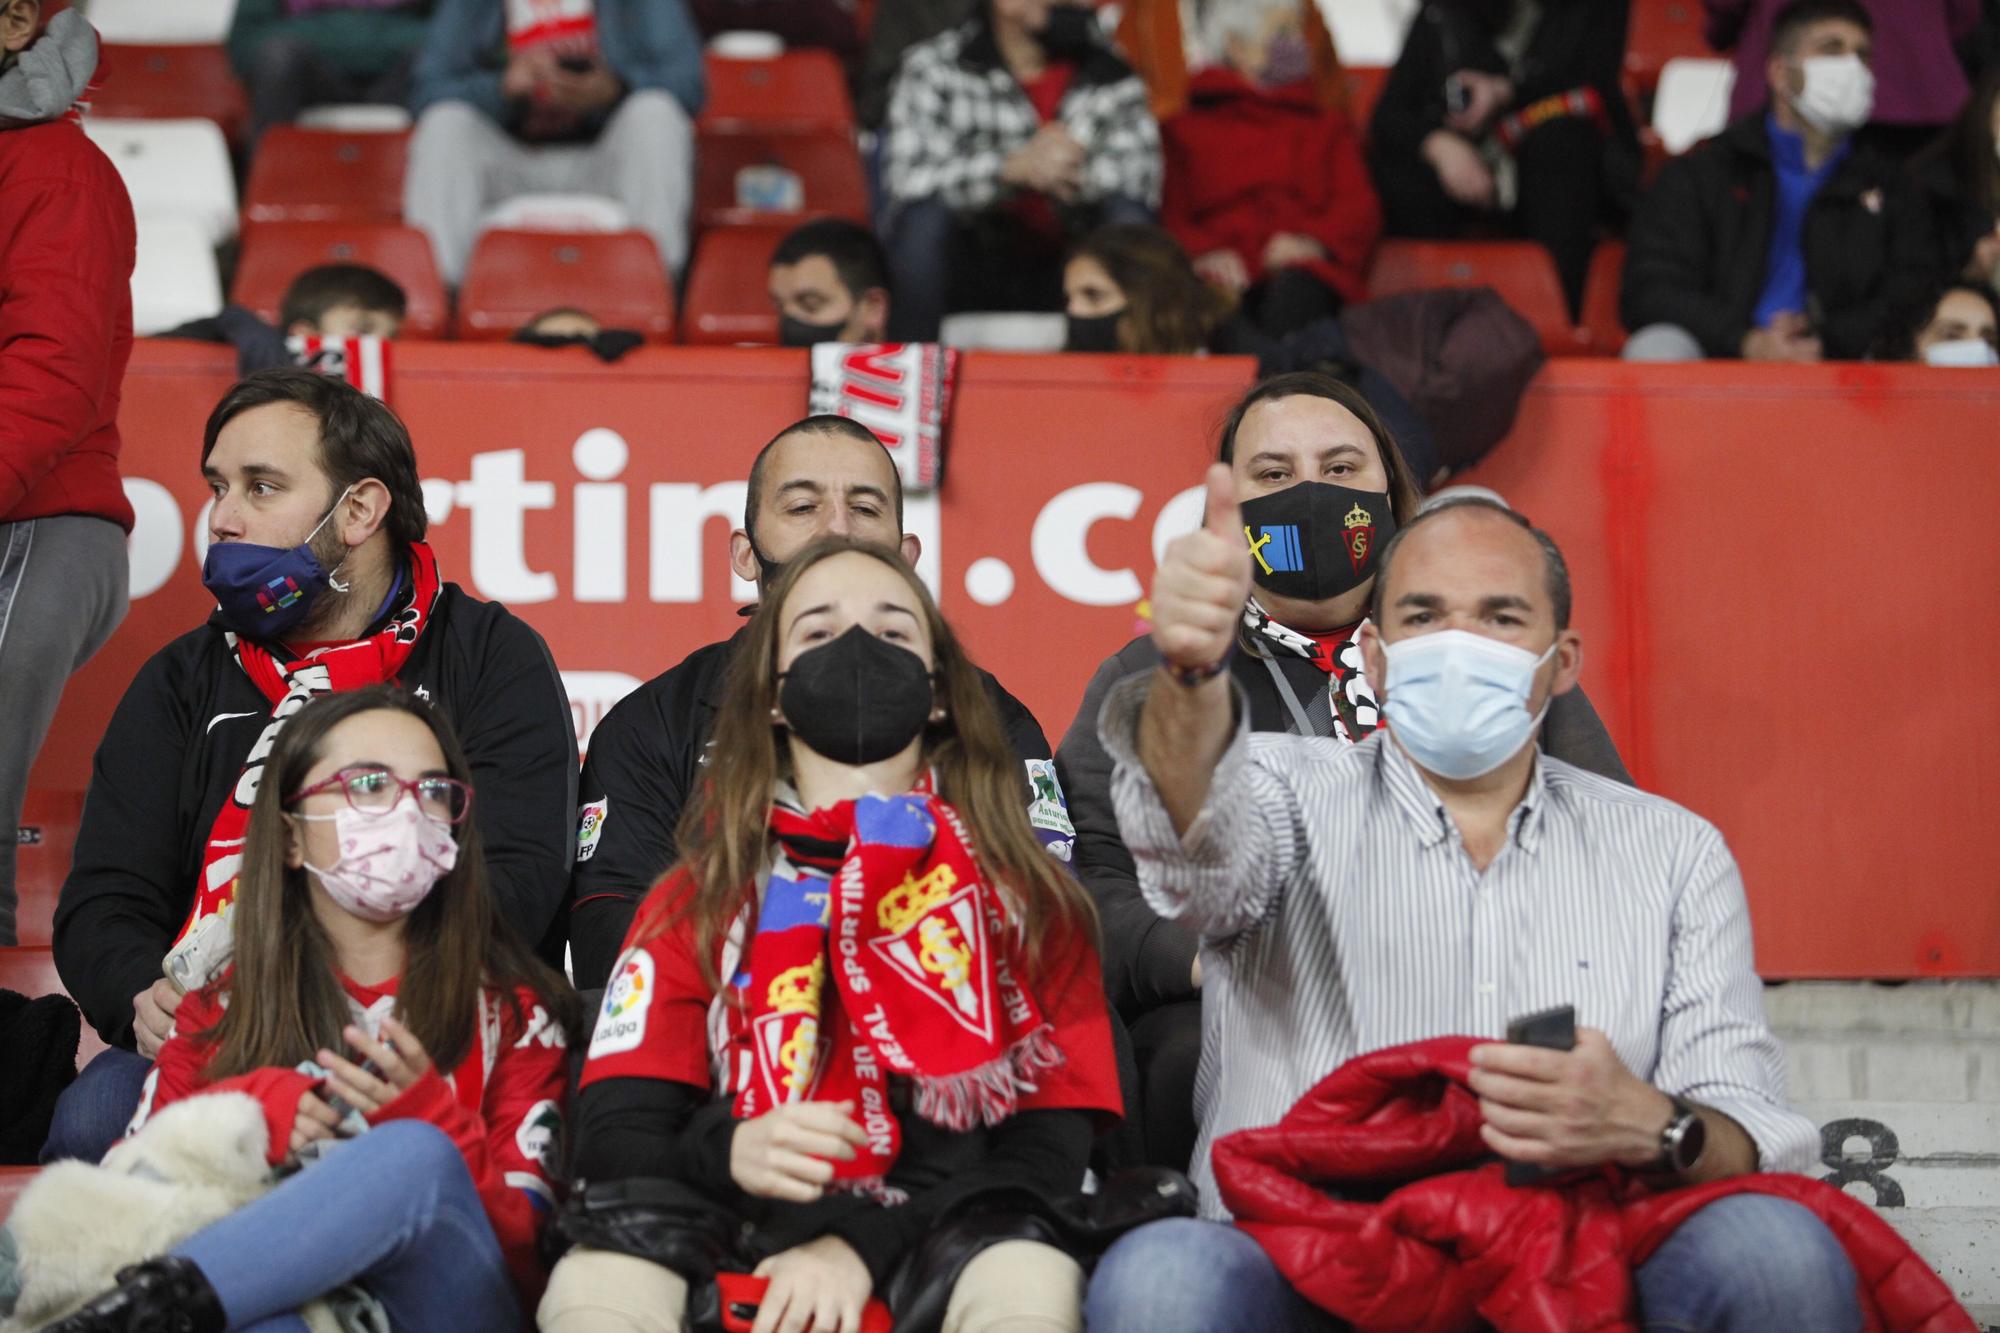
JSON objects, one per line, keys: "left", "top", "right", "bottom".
{"left": 1765, "top": 111, "right": 1849, "bottom": 180}
{"left": 1374, "top": 730, "right": 1548, "bottom": 854}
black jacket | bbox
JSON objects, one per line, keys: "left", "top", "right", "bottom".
{"left": 1620, "top": 113, "right": 1936, "bottom": 359}
{"left": 1055, "top": 633, "right": 1632, "bottom": 1021}
{"left": 1911, "top": 145, "right": 1996, "bottom": 289}
{"left": 566, "top": 627, "right": 1054, "bottom": 991}
{"left": 53, "top": 582, "right": 578, "bottom": 1047}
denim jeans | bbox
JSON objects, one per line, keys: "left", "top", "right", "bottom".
{"left": 41, "top": 1046, "right": 152, "bottom": 1164}
{"left": 1085, "top": 1195, "right": 1863, "bottom": 1333}
{"left": 173, "top": 1120, "right": 524, "bottom": 1333}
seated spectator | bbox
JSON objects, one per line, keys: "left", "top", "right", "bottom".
{"left": 884, "top": 0, "right": 1162, "bottom": 341}
{"left": 688, "top": 0, "right": 859, "bottom": 66}
{"left": 46, "top": 369, "right": 576, "bottom": 1166}
{"left": 1083, "top": 478, "right": 1837, "bottom": 1333}
{"left": 510, "top": 306, "right": 645, "bottom": 360}
{"left": 1622, "top": 0, "right": 1933, "bottom": 362}
{"left": 405, "top": 0, "right": 705, "bottom": 286}
{"left": 1913, "top": 65, "right": 2000, "bottom": 292}
{"left": 1877, "top": 278, "right": 2000, "bottom": 362}
{"left": 565, "top": 415, "right": 1057, "bottom": 992}
{"left": 769, "top": 217, "right": 892, "bottom": 346}
{"left": 1160, "top": 0, "right": 1380, "bottom": 338}
{"left": 1367, "top": 0, "right": 1638, "bottom": 318}
{"left": 1062, "top": 222, "right": 1237, "bottom": 353}
{"left": 1054, "top": 372, "right": 1627, "bottom": 1171}
{"left": 540, "top": 536, "right": 1118, "bottom": 1333}
{"left": 0, "top": 0, "right": 134, "bottom": 949}
{"left": 161, "top": 263, "right": 407, "bottom": 376}
{"left": 227, "top": 0, "right": 435, "bottom": 145}
{"left": 1707, "top": 0, "right": 1981, "bottom": 157}
{"left": 40, "top": 687, "right": 576, "bottom": 1331}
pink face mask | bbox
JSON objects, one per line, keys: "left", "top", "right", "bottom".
{"left": 299, "top": 800, "right": 459, "bottom": 923}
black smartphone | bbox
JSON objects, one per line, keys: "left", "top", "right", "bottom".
{"left": 1444, "top": 72, "right": 1473, "bottom": 116}
{"left": 557, "top": 54, "right": 596, "bottom": 74}
{"left": 318, "top": 1056, "right": 383, "bottom": 1123}
{"left": 1502, "top": 1004, "right": 1574, "bottom": 1186}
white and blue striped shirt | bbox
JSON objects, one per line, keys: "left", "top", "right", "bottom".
{"left": 1100, "top": 674, "right": 1818, "bottom": 1219}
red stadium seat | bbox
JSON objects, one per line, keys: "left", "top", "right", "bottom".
{"left": 1578, "top": 241, "right": 1627, "bottom": 355}
{"left": 15, "top": 790, "right": 81, "bottom": 948}
{"left": 0, "top": 1167, "right": 35, "bottom": 1224}
{"left": 242, "top": 126, "right": 410, "bottom": 234}
{"left": 0, "top": 947, "right": 109, "bottom": 1072}
{"left": 232, "top": 222, "right": 449, "bottom": 339}
{"left": 681, "top": 225, "right": 789, "bottom": 345}
{"left": 1367, "top": 239, "right": 1582, "bottom": 355}
{"left": 1340, "top": 65, "right": 1390, "bottom": 138}
{"left": 1625, "top": 0, "right": 1713, "bottom": 96}
{"left": 456, "top": 229, "right": 675, "bottom": 342}
{"left": 90, "top": 44, "right": 248, "bottom": 141}
{"left": 700, "top": 51, "right": 854, "bottom": 134}
{"left": 695, "top": 127, "right": 868, "bottom": 231}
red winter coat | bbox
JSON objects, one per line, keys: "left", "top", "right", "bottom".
{"left": 0, "top": 118, "right": 136, "bottom": 531}
{"left": 1212, "top": 1036, "right": 1972, "bottom": 1333}
{"left": 1160, "top": 67, "right": 1380, "bottom": 305}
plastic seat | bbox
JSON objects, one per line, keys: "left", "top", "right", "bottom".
{"left": 14, "top": 791, "right": 81, "bottom": 949}
{"left": 1341, "top": 65, "right": 1391, "bottom": 138}
{"left": 1625, "top": 0, "right": 1712, "bottom": 96}
{"left": 681, "top": 225, "right": 790, "bottom": 345}
{"left": 0, "top": 947, "right": 110, "bottom": 1072}
{"left": 939, "top": 312, "right": 1066, "bottom": 351}
{"left": 0, "top": 1168, "right": 34, "bottom": 1224}
{"left": 243, "top": 126, "right": 409, "bottom": 233}
{"left": 1652, "top": 57, "right": 1735, "bottom": 154}
{"left": 86, "top": 0, "right": 238, "bottom": 44}
{"left": 84, "top": 117, "right": 237, "bottom": 245}
{"left": 232, "top": 222, "right": 449, "bottom": 339}
{"left": 456, "top": 229, "right": 675, "bottom": 342}
{"left": 130, "top": 216, "right": 224, "bottom": 336}
{"left": 700, "top": 50, "right": 854, "bottom": 134}
{"left": 1576, "top": 241, "right": 1627, "bottom": 356}
{"left": 696, "top": 127, "right": 867, "bottom": 230}
{"left": 1367, "top": 239, "right": 1581, "bottom": 355}
{"left": 90, "top": 44, "right": 248, "bottom": 140}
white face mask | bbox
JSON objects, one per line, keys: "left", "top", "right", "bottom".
{"left": 1381, "top": 629, "right": 1557, "bottom": 781}
{"left": 1791, "top": 53, "right": 1874, "bottom": 137}
{"left": 299, "top": 800, "right": 459, "bottom": 923}
{"left": 1922, "top": 337, "right": 2000, "bottom": 368}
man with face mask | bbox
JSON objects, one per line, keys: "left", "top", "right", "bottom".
{"left": 565, "top": 415, "right": 1061, "bottom": 992}
{"left": 1622, "top": 0, "right": 1934, "bottom": 362}
{"left": 766, "top": 218, "right": 893, "bottom": 348}
{"left": 883, "top": 0, "right": 1163, "bottom": 341}
{"left": 45, "top": 369, "right": 576, "bottom": 1164}
{"left": 1080, "top": 475, "right": 1846, "bottom": 1333}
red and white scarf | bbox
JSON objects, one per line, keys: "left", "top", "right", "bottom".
{"left": 1242, "top": 597, "right": 1382, "bottom": 743}
{"left": 728, "top": 781, "right": 1060, "bottom": 1196}
{"left": 180, "top": 543, "right": 443, "bottom": 945}
{"left": 807, "top": 343, "right": 959, "bottom": 493}
{"left": 506, "top": 0, "right": 597, "bottom": 55}
{"left": 288, "top": 334, "right": 393, "bottom": 403}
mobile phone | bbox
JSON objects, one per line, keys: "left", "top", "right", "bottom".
{"left": 714, "top": 1275, "right": 895, "bottom": 1333}
{"left": 318, "top": 1056, "right": 383, "bottom": 1124}
{"left": 1502, "top": 1004, "right": 1574, "bottom": 1187}
{"left": 1444, "top": 72, "right": 1473, "bottom": 115}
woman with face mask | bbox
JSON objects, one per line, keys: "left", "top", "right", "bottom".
{"left": 541, "top": 538, "right": 1120, "bottom": 1333}
{"left": 42, "top": 687, "right": 579, "bottom": 1333}
{"left": 1874, "top": 278, "right": 2000, "bottom": 364}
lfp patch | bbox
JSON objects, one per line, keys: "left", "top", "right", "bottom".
{"left": 589, "top": 949, "right": 653, "bottom": 1057}
{"left": 576, "top": 798, "right": 608, "bottom": 862}
{"left": 1025, "top": 759, "right": 1075, "bottom": 861}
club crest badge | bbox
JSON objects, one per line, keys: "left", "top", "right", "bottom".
{"left": 752, "top": 957, "right": 827, "bottom": 1103}
{"left": 867, "top": 864, "right": 994, "bottom": 1041}
{"left": 1343, "top": 501, "right": 1375, "bottom": 575}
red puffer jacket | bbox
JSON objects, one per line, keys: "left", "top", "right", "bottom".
{"left": 1211, "top": 1036, "right": 1972, "bottom": 1333}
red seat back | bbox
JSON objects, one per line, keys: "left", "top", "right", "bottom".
{"left": 1577, "top": 241, "right": 1627, "bottom": 355}
{"left": 1625, "top": 0, "right": 1712, "bottom": 96}
{"left": 243, "top": 127, "right": 410, "bottom": 235}
{"left": 0, "top": 1167, "right": 36, "bottom": 1224}
{"left": 0, "top": 946, "right": 109, "bottom": 1072}
{"left": 456, "top": 229, "right": 676, "bottom": 342}
{"left": 232, "top": 222, "right": 449, "bottom": 339}
{"left": 91, "top": 44, "right": 248, "bottom": 140}
{"left": 695, "top": 127, "right": 868, "bottom": 231}
{"left": 681, "top": 225, "right": 789, "bottom": 345}
{"left": 15, "top": 790, "right": 81, "bottom": 948}
{"left": 700, "top": 51, "right": 854, "bottom": 134}
{"left": 1367, "top": 239, "right": 1582, "bottom": 355}
{"left": 1341, "top": 65, "right": 1391, "bottom": 140}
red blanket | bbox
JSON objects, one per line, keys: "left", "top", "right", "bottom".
{"left": 1211, "top": 1037, "right": 1971, "bottom": 1333}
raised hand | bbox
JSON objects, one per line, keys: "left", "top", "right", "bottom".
{"left": 1150, "top": 463, "right": 1253, "bottom": 675}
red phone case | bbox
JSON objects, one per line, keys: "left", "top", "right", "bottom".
{"left": 715, "top": 1274, "right": 895, "bottom": 1333}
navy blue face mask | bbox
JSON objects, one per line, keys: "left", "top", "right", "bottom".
{"left": 201, "top": 487, "right": 352, "bottom": 640}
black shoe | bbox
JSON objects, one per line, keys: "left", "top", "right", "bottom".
{"left": 39, "top": 1256, "right": 226, "bottom": 1333}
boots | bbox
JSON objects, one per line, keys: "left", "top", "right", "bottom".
{"left": 39, "top": 1256, "right": 226, "bottom": 1333}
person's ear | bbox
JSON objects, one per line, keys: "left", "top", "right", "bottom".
{"left": 899, "top": 533, "right": 922, "bottom": 568}
{"left": 0, "top": 0, "right": 40, "bottom": 55}
{"left": 337, "top": 478, "right": 392, "bottom": 548}
{"left": 1359, "top": 620, "right": 1387, "bottom": 700}
{"left": 1768, "top": 50, "right": 1796, "bottom": 99}
{"left": 729, "top": 528, "right": 761, "bottom": 585}
{"left": 283, "top": 813, "right": 305, "bottom": 870}
{"left": 1546, "top": 630, "right": 1583, "bottom": 701}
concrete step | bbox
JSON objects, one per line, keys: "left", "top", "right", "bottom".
{"left": 1875, "top": 1208, "right": 2000, "bottom": 1314}
{"left": 1797, "top": 1102, "right": 2000, "bottom": 1209}
{"left": 1781, "top": 1034, "right": 2000, "bottom": 1104}
{"left": 1764, "top": 980, "right": 2000, "bottom": 1035}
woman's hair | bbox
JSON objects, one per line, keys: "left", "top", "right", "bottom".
{"left": 1216, "top": 370, "right": 1426, "bottom": 525}
{"left": 1872, "top": 279, "right": 2000, "bottom": 362}
{"left": 1071, "top": 224, "right": 1233, "bottom": 355}
{"left": 200, "top": 686, "right": 579, "bottom": 1081}
{"left": 654, "top": 537, "right": 1096, "bottom": 990}
{"left": 1938, "top": 64, "right": 2000, "bottom": 222}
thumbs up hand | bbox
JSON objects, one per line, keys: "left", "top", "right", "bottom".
{"left": 1151, "top": 464, "right": 1254, "bottom": 676}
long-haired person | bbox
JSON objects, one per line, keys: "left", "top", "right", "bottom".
{"left": 542, "top": 537, "right": 1121, "bottom": 1333}
{"left": 49, "top": 687, "right": 578, "bottom": 1333}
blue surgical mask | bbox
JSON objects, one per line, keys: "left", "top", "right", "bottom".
{"left": 201, "top": 487, "right": 353, "bottom": 640}
{"left": 1381, "top": 629, "right": 1556, "bottom": 780}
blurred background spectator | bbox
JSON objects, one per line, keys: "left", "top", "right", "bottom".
{"left": 1161, "top": 0, "right": 1381, "bottom": 339}
{"left": 404, "top": 0, "right": 705, "bottom": 286}
{"left": 160, "top": 263, "right": 406, "bottom": 373}
{"left": 856, "top": 0, "right": 973, "bottom": 131}
{"left": 768, "top": 217, "right": 892, "bottom": 346}
{"left": 1062, "top": 222, "right": 1240, "bottom": 354}
{"left": 1876, "top": 278, "right": 2000, "bottom": 363}
{"left": 511, "top": 305, "right": 644, "bottom": 358}
{"left": 1367, "top": 0, "right": 1639, "bottom": 318}
{"left": 228, "top": 0, "right": 435, "bottom": 145}
{"left": 1913, "top": 65, "right": 2000, "bottom": 293}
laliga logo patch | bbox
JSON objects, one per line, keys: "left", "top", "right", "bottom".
{"left": 588, "top": 949, "right": 653, "bottom": 1057}
{"left": 868, "top": 865, "right": 995, "bottom": 1040}
{"left": 575, "top": 798, "right": 608, "bottom": 862}
{"left": 1343, "top": 502, "right": 1375, "bottom": 575}
{"left": 1244, "top": 524, "right": 1305, "bottom": 577}
{"left": 753, "top": 957, "right": 828, "bottom": 1104}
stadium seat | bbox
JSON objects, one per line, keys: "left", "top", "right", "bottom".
{"left": 1625, "top": 0, "right": 1712, "bottom": 96}
{"left": 85, "top": 0, "right": 238, "bottom": 45}
{"left": 14, "top": 792, "right": 80, "bottom": 949}
{"left": 1652, "top": 57, "right": 1735, "bottom": 154}
{"left": 681, "top": 225, "right": 789, "bottom": 345}
{"left": 83, "top": 117, "right": 237, "bottom": 246}
{"left": 130, "top": 216, "right": 224, "bottom": 337}
{"left": 1341, "top": 65, "right": 1391, "bottom": 138}
{"left": 696, "top": 127, "right": 868, "bottom": 230}
{"left": 1367, "top": 239, "right": 1581, "bottom": 355}
{"left": 700, "top": 51, "right": 854, "bottom": 134}
{"left": 1577, "top": 241, "right": 1627, "bottom": 355}
{"left": 0, "top": 946, "right": 109, "bottom": 1072}
{"left": 456, "top": 230, "right": 675, "bottom": 342}
{"left": 0, "top": 1168, "right": 35, "bottom": 1224}
{"left": 939, "top": 312, "right": 1066, "bottom": 351}
{"left": 232, "top": 222, "right": 449, "bottom": 339}
{"left": 297, "top": 104, "right": 413, "bottom": 132}
{"left": 242, "top": 126, "right": 409, "bottom": 235}
{"left": 90, "top": 44, "right": 248, "bottom": 141}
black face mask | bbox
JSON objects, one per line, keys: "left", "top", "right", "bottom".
{"left": 778, "top": 624, "right": 936, "bottom": 765}
{"left": 1236, "top": 481, "right": 1396, "bottom": 604}
{"left": 779, "top": 312, "right": 849, "bottom": 348}
{"left": 1036, "top": 3, "right": 1098, "bottom": 59}
{"left": 1065, "top": 310, "right": 1123, "bottom": 353}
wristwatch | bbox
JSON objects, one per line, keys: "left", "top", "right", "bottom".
{"left": 1653, "top": 1095, "right": 1707, "bottom": 1176}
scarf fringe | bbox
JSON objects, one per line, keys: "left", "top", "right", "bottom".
{"left": 910, "top": 1023, "right": 1063, "bottom": 1133}
{"left": 831, "top": 1177, "right": 911, "bottom": 1206}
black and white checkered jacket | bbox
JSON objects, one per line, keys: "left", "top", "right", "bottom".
{"left": 884, "top": 17, "right": 1161, "bottom": 218}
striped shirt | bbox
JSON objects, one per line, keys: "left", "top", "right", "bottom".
{"left": 1099, "top": 674, "right": 1818, "bottom": 1219}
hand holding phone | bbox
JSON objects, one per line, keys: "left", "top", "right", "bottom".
{"left": 1501, "top": 1004, "right": 1574, "bottom": 1187}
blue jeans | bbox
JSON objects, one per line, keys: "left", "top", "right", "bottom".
{"left": 41, "top": 1047, "right": 152, "bottom": 1164}
{"left": 173, "top": 1120, "right": 524, "bottom": 1333}
{"left": 1085, "top": 1196, "right": 1862, "bottom": 1333}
